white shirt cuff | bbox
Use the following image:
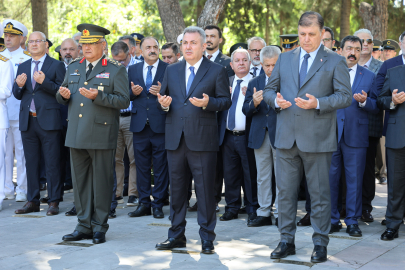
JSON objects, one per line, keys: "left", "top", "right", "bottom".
{"left": 161, "top": 105, "right": 169, "bottom": 112}
{"left": 316, "top": 99, "right": 320, "bottom": 110}
{"left": 274, "top": 97, "right": 280, "bottom": 108}
{"left": 359, "top": 100, "right": 367, "bottom": 107}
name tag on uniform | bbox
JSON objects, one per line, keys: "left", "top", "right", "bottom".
{"left": 98, "top": 86, "right": 104, "bottom": 91}
{"left": 96, "top": 73, "right": 110, "bottom": 79}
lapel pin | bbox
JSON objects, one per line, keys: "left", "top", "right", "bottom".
{"left": 320, "top": 59, "right": 323, "bottom": 62}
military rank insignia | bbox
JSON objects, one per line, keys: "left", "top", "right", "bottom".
{"left": 102, "top": 58, "right": 107, "bottom": 66}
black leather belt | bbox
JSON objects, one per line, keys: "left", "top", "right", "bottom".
{"left": 120, "top": 112, "right": 131, "bottom": 117}
{"left": 226, "top": 129, "right": 245, "bottom": 136}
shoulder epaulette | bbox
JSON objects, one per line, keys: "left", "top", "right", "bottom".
{"left": 23, "top": 50, "right": 31, "bottom": 56}
{"left": 0, "top": 54, "right": 9, "bottom": 62}
{"left": 0, "top": 47, "right": 5, "bottom": 52}
{"left": 107, "top": 58, "right": 122, "bottom": 67}
{"left": 68, "top": 57, "right": 82, "bottom": 65}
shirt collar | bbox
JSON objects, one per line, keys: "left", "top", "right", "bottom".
{"left": 349, "top": 63, "right": 358, "bottom": 73}
{"left": 206, "top": 49, "right": 220, "bottom": 59}
{"left": 86, "top": 55, "right": 104, "bottom": 68}
{"left": 250, "top": 63, "right": 261, "bottom": 70}
{"left": 32, "top": 54, "right": 47, "bottom": 64}
{"left": 186, "top": 57, "right": 204, "bottom": 73}
{"left": 143, "top": 59, "right": 159, "bottom": 70}
{"left": 235, "top": 72, "right": 252, "bottom": 82}
{"left": 300, "top": 43, "right": 322, "bottom": 60}
{"left": 363, "top": 56, "right": 373, "bottom": 68}
{"left": 402, "top": 55, "right": 405, "bottom": 65}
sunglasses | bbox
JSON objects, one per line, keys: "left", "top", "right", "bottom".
{"left": 360, "top": 39, "right": 373, "bottom": 45}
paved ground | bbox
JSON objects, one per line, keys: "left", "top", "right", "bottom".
{"left": 1, "top": 182, "right": 404, "bottom": 270}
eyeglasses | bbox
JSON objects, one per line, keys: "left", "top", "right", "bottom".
{"left": 28, "top": 39, "right": 46, "bottom": 44}
{"left": 360, "top": 39, "right": 373, "bottom": 45}
{"left": 322, "top": 38, "right": 332, "bottom": 42}
{"left": 249, "top": 49, "right": 261, "bottom": 54}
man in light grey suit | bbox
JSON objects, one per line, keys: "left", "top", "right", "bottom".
{"left": 263, "top": 11, "right": 351, "bottom": 263}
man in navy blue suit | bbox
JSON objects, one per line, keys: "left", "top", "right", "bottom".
{"left": 328, "top": 36, "right": 379, "bottom": 237}
{"left": 127, "top": 37, "right": 169, "bottom": 219}
{"left": 243, "top": 45, "right": 281, "bottom": 227}
{"left": 13, "top": 31, "right": 66, "bottom": 215}
{"left": 156, "top": 26, "right": 231, "bottom": 254}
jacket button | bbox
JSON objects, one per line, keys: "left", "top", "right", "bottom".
{"left": 147, "top": 108, "right": 149, "bottom": 110}
{"left": 184, "top": 103, "right": 187, "bottom": 106}
{"left": 80, "top": 103, "right": 83, "bottom": 107}
{"left": 147, "top": 97, "right": 149, "bottom": 99}
{"left": 79, "top": 114, "right": 82, "bottom": 118}
{"left": 70, "top": 81, "right": 73, "bottom": 83}
{"left": 104, "top": 122, "right": 107, "bottom": 125}
{"left": 341, "top": 119, "right": 344, "bottom": 122}
{"left": 84, "top": 82, "right": 88, "bottom": 85}
{"left": 266, "top": 114, "right": 269, "bottom": 117}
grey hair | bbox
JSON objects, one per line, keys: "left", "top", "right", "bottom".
{"left": 30, "top": 31, "right": 46, "bottom": 40}
{"left": 119, "top": 35, "right": 136, "bottom": 48}
{"left": 354, "top": 29, "right": 373, "bottom": 41}
{"left": 183, "top": 26, "right": 206, "bottom": 44}
{"left": 72, "top": 32, "right": 81, "bottom": 42}
{"left": 260, "top": 46, "right": 281, "bottom": 63}
{"left": 247, "top": 36, "right": 266, "bottom": 48}
{"left": 231, "top": 48, "right": 251, "bottom": 62}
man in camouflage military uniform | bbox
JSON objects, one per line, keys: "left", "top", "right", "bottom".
{"left": 56, "top": 24, "right": 130, "bottom": 244}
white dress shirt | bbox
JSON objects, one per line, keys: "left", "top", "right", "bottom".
{"left": 143, "top": 59, "right": 159, "bottom": 85}
{"left": 227, "top": 73, "right": 253, "bottom": 131}
{"left": 31, "top": 54, "right": 47, "bottom": 80}
{"left": 206, "top": 50, "right": 220, "bottom": 62}
{"left": 249, "top": 63, "right": 262, "bottom": 77}
{"left": 403, "top": 55, "right": 405, "bottom": 65}
{"left": 86, "top": 56, "right": 102, "bottom": 72}
{"left": 186, "top": 57, "right": 204, "bottom": 86}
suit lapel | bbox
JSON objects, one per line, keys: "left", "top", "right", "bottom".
{"left": 178, "top": 60, "right": 187, "bottom": 98}
{"left": 291, "top": 48, "right": 300, "bottom": 88}
{"left": 152, "top": 60, "right": 164, "bottom": 85}
{"left": 185, "top": 57, "right": 210, "bottom": 100}
{"left": 86, "top": 56, "right": 106, "bottom": 81}
{"left": 301, "top": 45, "right": 328, "bottom": 88}
{"left": 214, "top": 52, "right": 223, "bottom": 64}
{"left": 137, "top": 62, "right": 146, "bottom": 90}
{"left": 400, "top": 65, "right": 405, "bottom": 87}
{"left": 26, "top": 59, "right": 33, "bottom": 92}
{"left": 34, "top": 55, "right": 51, "bottom": 91}
{"left": 352, "top": 65, "right": 363, "bottom": 93}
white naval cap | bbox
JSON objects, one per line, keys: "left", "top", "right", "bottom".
{"left": 177, "top": 33, "right": 183, "bottom": 45}
{"left": 2, "top": 19, "right": 28, "bottom": 37}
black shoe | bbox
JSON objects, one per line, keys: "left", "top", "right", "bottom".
{"left": 62, "top": 230, "right": 92, "bottom": 241}
{"left": 270, "top": 242, "right": 296, "bottom": 259}
{"left": 63, "top": 184, "right": 73, "bottom": 194}
{"left": 109, "top": 209, "right": 116, "bottom": 219}
{"left": 379, "top": 176, "right": 387, "bottom": 185}
{"left": 297, "top": 213, "right": 311, "bottom": 226}
{"left": 311, "top": 245, "right": 327, "bottom": 263}
{"left": 65, "top": 206, "right": 77, "bottom": 216}
{"left": 381, "top": 228, "right": 398, "bottom": 241}
{"left": 128, "top": 203, "right": 151, "bottom": 217}
{"left": 381, "top": 219, "right": 386, "bottom": 225}
{"left": 329, "top": 223, "right": 341, "bottom": 234}
{"left": 40, "top": 196, "right": 50, "bottom": 204}
{"left": 361, "top": 210, "right": 374, "bottom": 222}
{"left": 156, "top": 236, "right": 187, "bottom": 250}
{"left": 127, "top": 196, "right": 139, "bottom": 206}
{"left": 93, "top": 232, "right": 106, "bottom": 244}
{"left": 153, "top": 207, "right": 164, "bottom": 219}
{"left": 220, "top": 211, "right": 238, "bottom": 221}
{"left": 238, "top": 206, "right": 247, "bottom": 214}
{"left": 40, "top": 183, "right": 47, "bottom": 191}
{"left": 248, "top": 216, "right": 272, "bottom": 227}
{"left": 188, "top": 202, "right": 198, "bottom": 212}
{"left": 247, "top": 212, "right": 257, "bottom": 222}
{"left": 201, "top": 240, "right": 215, "bottom": 254}
{"left": 163, "top": 198, "right": 170, "bottom": 206}
{"left": 346, "top": 224, "right": 362, "bottom": 237}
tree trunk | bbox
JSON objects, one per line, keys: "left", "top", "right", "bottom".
{"left": 197, "top": 0, "right": 227, "bottom": 28}
{"left": 156, "top": 0, "right": 186, "bottom": 42}
{"left": 359, "top": 0, "right": 388, "bottom": 40}
{"left": 265, "top": 2, "right": 270, "bottom": 45}
{"left": 31, "top": 0, "right": 48, "bottom": 37}
{"left": 340, "top": 0, "right": 351, "bottom": 40}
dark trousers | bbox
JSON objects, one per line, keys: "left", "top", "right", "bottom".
{"left": 70, "top": 148, "right": 114, "bottom": 234}
{"left": 111, "top": 160, "right": 117, "bottom": 211}
{"left": 214, "top": 150, "right": 224, "bottom": 203}
{"left": 386, "top": 147, "right": 405, "bottom": 230}
{"left": 21, "top": 116, "right": 61, "bottom": 205}
{"left": 362, "top": 136, "right": 380, "bottom": 212}
{"left": 167, "top": 135, "right": 217, "bottom": 241}
{"left": 133, "top": 125, "right": 169, "bottom": 208}
{"left": 222, "top": 131, "right": 258, "bottom": 214}
{"left": 59, "top": 125, "right": 71, "bottom": 197}
{"left": 329, "top": 136, "right": 367, "bottom": 226}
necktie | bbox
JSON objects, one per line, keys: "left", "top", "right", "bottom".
{"left": 186, "top": 66, "right": 195, "bottom": 95}
{"left": 228, "top": 80, "right": 242, "bottom": 131}
{"left": 364, "top": 64, "right": 368, "bottom": 69}
{"left": 207, "top": 55, "right": 213, "bottom": 60}
{"left": 86, "top": 63, "right": 93, "bottom": 79}
{"left": 299, "top": 54, "right": 310, "bottom": 88}
{"left": 146, "top": 66, "right": 153, "bottom": 92}
{"left": 349, "top": 68, "right": 353, "bottom": 86}
{"left": 252, "top": 67, "right": 258, "bottom": 77}
{"left": 30, "top": 61, "right": 40, "bottom": 112}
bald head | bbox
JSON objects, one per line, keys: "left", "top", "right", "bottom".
{"left": 61, "top": 38, "right": 79, "bottom": 64}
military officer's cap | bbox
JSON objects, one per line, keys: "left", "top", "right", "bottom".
{"left": 332, "top": 40, "right": 340, "bottom": 51}
{"left": 279, "top": 34, "right": 299, "bottom": 49}
{"left": 47, "top": 39, "right": 53, "bottom": 48}
{"left": 0, "top": 38, "right": 4, "bottom": 47}
{"left": 229, "top": 43, "right": 248, "bottom": 55}
{"left": 130, "top": 33, "right": 144, "bottom": 44}
{"left": 2, "top": 19, "right": 28, "bottom": 36}
{"left": 177, "top": 33, "right": 183, "bottom": 45}
{"left": 382, "top": 39, "right": 399, "bottom": 51}
{"left": 373, "top": 39, "right": 382, "bottom": 51}
{"left": 77, "top": 24, "right": 110, "bottom": 44}
{"left": 55, "top": 45, "right": 61, "bottom": 53}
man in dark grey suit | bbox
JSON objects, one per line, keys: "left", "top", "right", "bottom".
{"left": 354, "top": 29, "right": 384, "bottom": 222}
{"left": 263, "top": 11, "right": 351, "bottom": 263}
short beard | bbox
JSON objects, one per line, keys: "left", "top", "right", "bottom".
{"left": 64, "top": 57, "right": 73, "bottom": 64}
{"left": 206, "top": 44, "right": 218, "bottom": 51}
{"left": 252, "top": 59, "right": 260, "bottom": 66}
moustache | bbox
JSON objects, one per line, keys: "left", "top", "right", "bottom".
{"left": 149, "top": 52, "right": 157, "bottom": 56}
{"left": 347, "top": 54, "right": 357, "bottom": 60}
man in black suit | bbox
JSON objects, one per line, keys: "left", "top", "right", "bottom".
{"left": 13, "top": 31, "right": 66, "bottom": 215}
{"left": 377, "top": 64, "right": 405, "bottom": 241}
{"left": 156, "top": 26, "right": 231, "bottom": 254}
{"left": 247, "top": 37, "right": 266, "bottom": 78}
{"left": 127, "top": 37, "right": 169, "bottom": 219}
